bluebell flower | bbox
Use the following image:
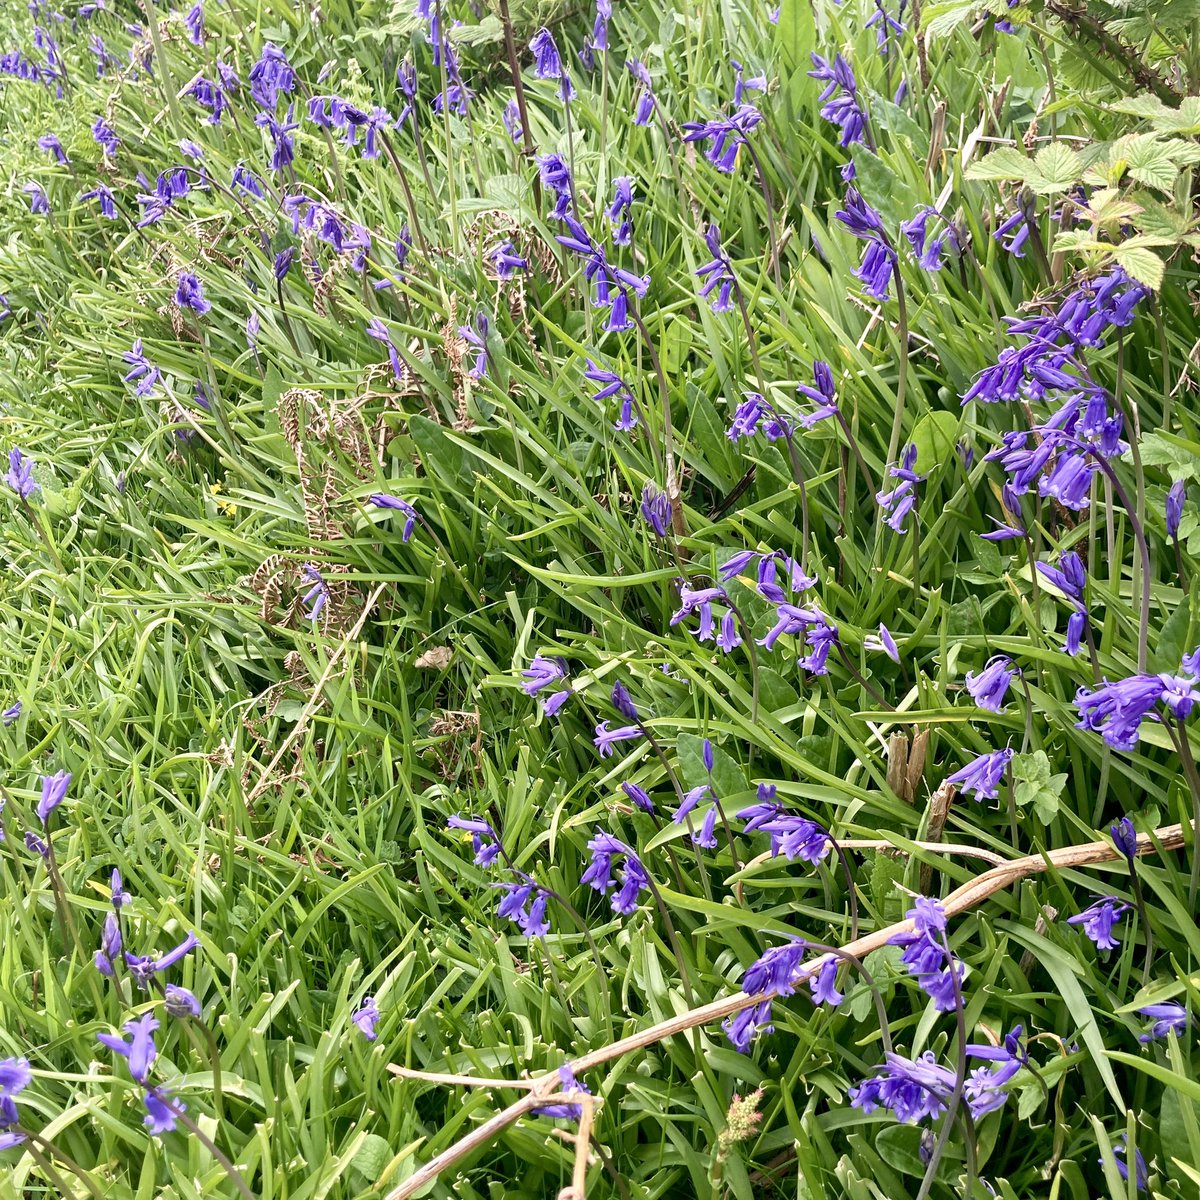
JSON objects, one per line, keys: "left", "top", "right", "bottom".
{"left": 249, "top": 42, "right": 295, "bottom": 108}
{"left": 274, "top": 247, "right": 296, "bottom": 279}
{"left": 809, "top": 958, "right": 843, "bottom": 1006}
{"left": 1167, "top": 480, "right": 1186, "bottom": 540}
{"left": 448, "top": 814, "right": 503, "bottom": 867}
{"left": 396, "top": 58, "right": 418, "bottom": 126}
{"left": 23, "top": 182, "right": 49, "bottom": 215}
{"left": 1138, "top": 1002, "right": 1187, "bottom": 1042}
{"left": 681, "top": 103, "right": 762, "bottom": 172}
{"left": 352, "top": 996, "right": 380, "bottom": 1040}
{"left": 174, "top": 272, "right": 210, "bottom": 315}
{"left": 368, "top": 494, "right": 418, "bottom": 541}
{"left": 876, "top": 444, "right": 924, "bottom": 534}
{"left": 1111, "top": 815, "right": 1138, "bottom": 864}
{"left": 796, "top": 360, "right": 841, "bottom": 426}
{"left": 1066, "top": 896, "right": 1130, "bottom": 950}
{"left": 0, "top": 1055, "right": 31, "bottom": 1142}
{"left": 743, "top": 938, "right": 808, "bottom": 997}
{"left": 37, "top": 132, "right": 67, "bottom": 163}
{"left": 900, "top": 205, "right": 957, "bottom": 271}
{"left": 490, "top": 240, "right": 528, "bottom": 278}
{"left": 723, "top": 1000, "right": 775, "bottom": 1051}
{"left": 836, "top": 188, "right": 897, "bottom": 301}
{"left": 866, "top": 0, "right": 907, "bottom": 55}
{"left": 3, "top": 701, "right": 21, "bottom": 725}
{"left": 864, "top": 624, "right": 900, "bottom": 662}
{"left": 184, "top": 2, "right": 203, "bottom": 43}
{"left": 366, "top": 318, "right": 407, "bottom": 382}
{"left": 965, "top": 655, "right": 1017, "bottom": 712}
{"left": 494, "top": 879, "right": 551, "bottom": 937}
{"left": 25, "top": 831, "right": 49, "bottom": 859}
{"left": 850, "top": 1051, "right": 956, "bottom": 1123}
{"left": 95, "top": 911, "right": 122, "bottom": 977}
{"left": 808, "top": 53, "right": 868, "bottom": 147}
{"left": 994, "top": 206, "right": 1033, "bottom": 257}
{"left": 97, "top": 1013, "right": 160, "bottom": 1083}
{"left": 595, "top": 721, "right": 641, "bottom": 757}
{"left": 300, "top": 565, "right": 329, "bottom": 622}
{"left": 731, "top": 59, "right": 768, "bottom": 105}
{"left": 502, "top": 99, "right": 524, "bottom": 144}
{"left": 620, "top": 781, "right": 655, "bottom": 813}
{"left": 143, "top": 1088, "right": 184, "bottom": 1135}
{"left": 640, "top": 483, "right": 671, "bottom": 537}
{"left": 533, "top": 1066, "right": 591, "bottom": 1119}
{"left": 1108, "top": 1136, "right": 1148, "bottom": 1191}
{"left": 81, "top": 184, "right": 117, "bottom": 218}
{"left": 459, "top": 311, "right": 490, "bottom": 379}
{"left": 888, "top": 897, "right": 963, "bottom": 1011}
{"left": 232, "top": 163, "right": 265, "bottom": 198}
{"left": 163, "top": 985, "right": 201, "bottom": 1019}
{"left": 36, "top": 770, "right": 70, "bottom": 825}
{"left": 946, "top": 747, "right": 1013, "bottom": 800}
{"left": 557, "top": 217, "right": 649, "bottom": 331}
{"left": 539, "top": 153, "right": 574, "bottom": 219}
{"left": 581, "top": 831, "right": 651, "bottom": 914}
{"left": 695, "top": 223, "right": 737, "bottom": 313}
{"left": 584, "top": 360, "right": 637, "bottom": 430}
{"left": 1075, "top": 651, "right": 1200, "bottom": 749}
{"left": 256, "top": 105, "right": 299, "bottom": 171}
{"left": 627, "top": 59, "right": 656, "bottom": 125}
{"left": 608, "top": 177, "right": 633, "bottom": 245}
{"left": 5, "top": 449, "right": 39, "bottom": 499}
{"left": 530, "top": 27, "right": 573, "bottom": 100}
{"left": 125, "top": 931, "right": 199, "bottom": 990}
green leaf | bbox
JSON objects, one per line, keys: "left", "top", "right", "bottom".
{"left": 775, "top": 0, "right": 816, "bottom": 74}
{"left": 677, "top": 731, "right": 750, "bottom": 800}
{"left": 911, "top": 410, "right": 961, "bottom": 476}
{"left": 1011, "top": 750, "right": 1067, "bottom": 824}
{"left": 409, "top": 414, "right": 473, "bottom": 491}
{"left": 920, "top": 0, "right": 982, "bottom": 38}
{"left": 1119, "top": 133, "right": 1180, "bottom": 192}
{"left": 1029, "top": 143, "right": 1083, "bottom": 194}
{"left": 1152, "top": 593, "right": 1192, "bottom": 672}
{"left": 1110, "top": 243, "right": 1166, "bottom": 290}
{"left": 965, "top": 147, "right": 1032, "bottom": 183}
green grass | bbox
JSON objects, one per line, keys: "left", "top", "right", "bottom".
{"left": 0, "top": 0, "right": 1198, "bottom": 1197}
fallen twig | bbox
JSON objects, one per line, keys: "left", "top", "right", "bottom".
{"left": 385, "top": 822, "right": 1185, "bottom": 1200}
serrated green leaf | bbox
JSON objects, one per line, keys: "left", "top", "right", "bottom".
{"left": 1110, "top": 243, "right": 1165, "bottom": 289}
{"left": 965, "top": 146, "right": 1032, "bottom": 182}
{"left": 1029, "top": 143, "right": 1083, "bottom": 194}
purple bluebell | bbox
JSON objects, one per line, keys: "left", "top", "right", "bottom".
{"left": 184, "top": 2, "right": 203, "bottom": 43}
{"left": 174, "top": 272, "right": 210, "bottom": 315}
{"left": 640, "top": 483, "right": 671, "bottom": 537}
{"left": 965, "top": 655, "right": 1017, "bottom": 711}
{"left": 232, "top": 163, "right": 265, "bottom": 198}
{"left": 864, "top": 624, "right": 900, "bottom": 662}
{"left": 620, "top": 781, "right": 655, "bottom": 813}
{"left": 95, "top": 911, "right": 122, "bottom": 976}
{"left": 534, "top": 1065, "right": 591, "bottom": 1119}
{"left": 809, "top": 959, "right": 844, "bottom": 1006}
{"left": 135, "top": 168, "right": 191, "bottom": 227}
{"left": 448, "top": 814, "right": 502, "bottom": 867}
{"left": 0, "top": 1056, "right": 31, "bottom": 1146}
{"left": 732, "top": 59, "right": 768, "bottom": 105}
{"left": 1111, "top": 816, "right": 1138, "bottom": 864}
{"left": 368, "top": 494, "right": 418, "bottom": 541}
{"left": 867, "top": 0, "right": 907, "bottom": 55}
{"left": 1074, "top": 650, "right": 1200, "bottom": 749}
{"left": 673, "top": 784, "right": 711, "bottom": 826}
{"left": 81, "top": 184, "right": 117, "bottom": 218}
{"left": 503, "top": 99, "right": 524, "bottom": 144}
{"left": 1108, "top": 1137, "right": 1148, "bottom": 1191}
{"left": 608, "top": 177, "right": 633, "bottom": 245}
{"left": 808, "top": 53, "right": 867, "bottom": 147}
{"left": 1138, "top": 1002, "right": 1187, "bottom": 1042}
{"left": 1066, "top": 896, "right": 1130, "bottom": 950}
{"left": 530, "top": 27, "right": 573, "bottom": 100}
{"left": 743, "top": 939, "right": 808, "bottom": 997}
{"left": 494, "top": 880, "right": 551, "bottom": 937}
{"left": 37, "top": 132, "right": 67, "bottom": 164}
{"left": 163, "top": 985, "right": 201, "bottom": 1018}
{"left": 850, "top": 1051, "right": 956, "bottom": 1124}
{"left": 25, "top": 831, "right": 49, "bottom": 859}
{"left": 946, "top": 747, "right": 1013, "bottom": 801}
{"left": 627, "top": 60, "right": 656, "bottom": 125}
{"left": 557, "top": 217, "right": 649, "bottom": 331}
{"left": 36, "top": 770, "right": 70, "bottom": 824}
{"left": 490, "top": 241, "right": 527, "bottom": 278}
{"left": 459, "top": 311, "right": 490, "bottom": 379}
{"left": 93, "top": 120, "right": 120, "bottom": 158}
{"left": 583, "top": 360, "right": 638, "bottom": 432}
{"left": 595, "top": 720, "right": 641, "bottom": 757}
{"left": 5, "top": 449, "right": 39, "bottom": 500}
{"left": 522, "top": 656, "right": 572, "bottom": 716}
{"left": 796, "top": 360, "right": 841, "bottom": 426}
{"left": 2, "top": 701, "right": 21, "bottom": 725}
{"left": 876, "top": 444, "right": 924, "bottom": 534}
{"left": 900, "top": 205, "right": 957, "bottom": 271}
{"left": 366, "top": 317, "right": 407, "bottom": 381}
{"left": 836, "top": 188, "right": 896, "bottom": 300}
{"left": 723, "top": 999, "right": 775, "bottom": 1051}
{"left": 97, "top": 1013, "right": 160, "bottom": 1082}
{"left": 681, "top": 104, "right": 762, "bottom": 172}
{"left": 249, "top": 42, "right": 295, "bottom": 108}
{"left": 300, "top": 565, "right": 329, "bottom": 622}
{"left": 1167, "top": 480, "right": 1186, "bottom": 540}
{"left": 274, "top": 247, "right": 296, "bottom": 279}
{"left": 352, "top": 996, "right": 380, "bottom": 1040}
{"left": 125, "top": 931, "right": 199, "bottom": 990}
{"left": 256, "top": 106, "right": 299, "bottom": 171}
{"left": 397, "top": 59, "right": 418, "bottom": 126}
{"left": 581, "top": 831, "right": 651, "bottom": 914}
{"left": 23, "top": 182, "right": 49, "bottom": 215}
{"left": 610, "top": 680, "right": 639, "bottom": 721}
{"left": 888, "top": 897, "right": 963, "bottom": 1011}
{"left": 994, "top": 207, "right": 1033, "bottom": 257}
{"left": 143, "top": 1088, "right": 184, "bottom": 1135}
{"left": 183, "top": 75, "right": 227, "bottom": 123}
{"left": 695, "top": 223, "right": 737, "bottom": 313}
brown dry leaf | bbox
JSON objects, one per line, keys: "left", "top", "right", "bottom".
{"left": 415, "top": 646, "right": 453, "bottom": 670}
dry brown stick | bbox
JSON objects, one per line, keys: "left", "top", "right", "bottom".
{"left": 384, "top": 823, "right": 1185, "bottom": 1200}
{"left": 558, "top": 1095, "right": 595, "bottom": 1200}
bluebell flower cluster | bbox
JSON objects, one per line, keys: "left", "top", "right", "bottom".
{"left": 1075, "top": 647, "right": 1200, "bottom": 750}
{"left": 887, "top": 897, "right": 962, "bottom": 1012}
